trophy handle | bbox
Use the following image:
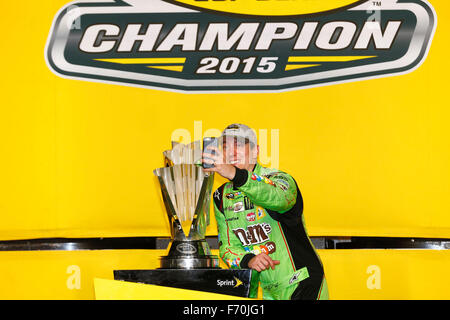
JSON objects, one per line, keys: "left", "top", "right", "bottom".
{"left": 156, "top": 174, "right": 186, "bottom": 241}
{"left": 188, "top": 173, "right": 214, "bottom": 240}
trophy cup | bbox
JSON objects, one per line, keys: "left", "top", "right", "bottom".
{"left": 154, "top": 141, "right": 219, "bottom": 269}
{"left": 113, "top": 141, "right": 258, "bottom": 298}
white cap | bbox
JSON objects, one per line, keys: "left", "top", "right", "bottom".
{"left": 221, "top": 123, "right": 257, "bottom": 146}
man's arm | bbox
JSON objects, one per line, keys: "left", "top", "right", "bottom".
{"left": 232, "top": 168, "right": 297, "bottom": 213}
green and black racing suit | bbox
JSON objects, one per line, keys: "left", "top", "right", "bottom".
{"left": 213, "top": 163, "right": 329, "bottom": 300}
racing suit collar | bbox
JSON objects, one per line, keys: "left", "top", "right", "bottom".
{"left": 252, "top": 162, "right": 262, "bottom": 175}
{"left": 230, "top": 163, "right": 262, "bottom": 191}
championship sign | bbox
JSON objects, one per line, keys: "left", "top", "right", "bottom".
{"left": 46, "top": 0, "right": 436, "bottom": 92}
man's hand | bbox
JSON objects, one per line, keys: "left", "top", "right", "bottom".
{"left": 202, "top": 146, "right": 237, "bottom": 180}
{"left": 247, "top": 253, "right": 280, "bottom": 272}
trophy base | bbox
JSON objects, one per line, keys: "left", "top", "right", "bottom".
{"left": 113, "top": 268, "right": 258, "bottom": 298}
{"left": 161, "top": 239, "right": 220, "bottom": 269}
{"left": 159, "top": 256, "right": 220, "bottom": 269}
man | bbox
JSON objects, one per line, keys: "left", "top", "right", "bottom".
{"left": 203, "top": 123, "right": 328, "bottom": 300}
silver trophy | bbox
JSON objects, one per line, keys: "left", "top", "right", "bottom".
{"left": 113, "top": 140, "right": 256, "bottom": 298}
{"left": 153, "top": 141, "right": 219, "bottom": 269}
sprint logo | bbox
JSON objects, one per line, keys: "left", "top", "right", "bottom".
{"left": 217, "top": 277, "right": 243, "bottom": 288}
{"left": 46, "top": 0, "right": 436, "bottom": 93}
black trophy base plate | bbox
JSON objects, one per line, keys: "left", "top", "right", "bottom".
{"left": 113, "top": 268, "right": 257, "bottom": 298}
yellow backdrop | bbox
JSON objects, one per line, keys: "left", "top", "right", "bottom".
{"left": 0, "top": 0, "right": 448, "bottom": 240}
{"left": 0, "top": 249, "right": 448, "bottom": 300}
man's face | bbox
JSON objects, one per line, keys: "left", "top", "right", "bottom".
{"left": 222, "top": 136, "right": 258, "bottom": 170}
